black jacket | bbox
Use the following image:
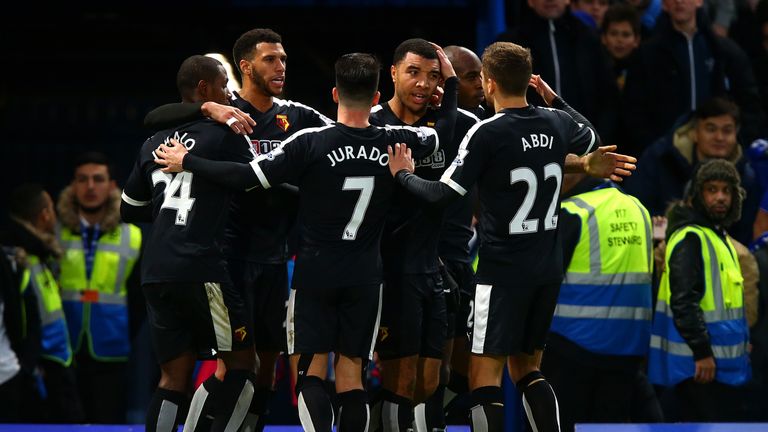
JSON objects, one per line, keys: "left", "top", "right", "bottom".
{"left": 664, "top": 203, "right": 732, "bottom": 360}
{"left": 623, "top": 9, "right": 765, "bottom": 153}
{"left": 0, "top": 220, "right": 47, "bottom": 374}
{"left": 497, "top": 11, "right": 619, "bottom": 143}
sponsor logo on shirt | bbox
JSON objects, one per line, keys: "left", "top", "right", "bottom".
{"left": 415, "top": 149, "right": 446, "bottom": 169}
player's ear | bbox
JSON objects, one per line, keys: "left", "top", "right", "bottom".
{"left": 371, "top": 91, "right": 381, "bottom": 107}
{"left": 239, "top": 59, "right": 250, "bottom": 76}
{"left": 332, "top": 87, "right": 339, "bottom": 104}
{"left": 391, "top": 65, "right": 397, "bottom": 83}
{"left": 197, "top": 80, "right": 207, "bottom": 96}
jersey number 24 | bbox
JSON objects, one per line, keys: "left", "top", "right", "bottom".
{"left": 152, "top": 170, "right": 195, "bottom": 226}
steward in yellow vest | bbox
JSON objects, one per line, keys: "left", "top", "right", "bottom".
{"left": 648, "top": 159, "right": 750, "bottom": 421}
{"left": 542, "top": 174, "right": 656, "bottom": 430}
{"left": 56, "top": 153, "right": 141, "bottom": 424}
{"left": 1, "top": 184, "right": 84, "bottom": 423}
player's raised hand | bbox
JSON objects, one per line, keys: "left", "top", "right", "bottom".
{"left": 154, "top": 138, "right": 188, "bottom": 173}
{"left": 583, "top": 145, "right": 637, "bottom": 182}
{"left": 430, "top": 42, "right": 456, "bottom": 79}
{"left": 201, "top": 101, "right": 256, "bottom": 135}
{"left": 528, "top": 74, "right": 557, "bottom": 106}
{"left": 387, "top": 143, "right": 415, "bottom": 177}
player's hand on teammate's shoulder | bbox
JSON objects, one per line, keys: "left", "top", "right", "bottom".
{"left": 201, "top": 101, "right": 256, "bottom": 135}
{"left": 387, "top": 143, "right": 415, "bottom": 177}
{"left": 583, "top": 145, "right": 637, "bottom": 182}
{"left": 154, "top": 138, "right": 188, "bottom": 173}
{"left": 528, "top": 74, "right": 557, "bottom": 106}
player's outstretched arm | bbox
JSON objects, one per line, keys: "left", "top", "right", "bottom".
{"left": 153, "top": 139, "right": 261, "bottom": 191}
{"left": 564, "top": 145, "right": 637, "bottom": 182}
{"left": 388, "top": 143, "right": 460, "bottom": 206}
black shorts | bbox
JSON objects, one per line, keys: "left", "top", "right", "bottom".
{"left": 143, "top": 282, "right": 253, "bottom": 364}
{"left": 377, "top": 272, "right": 447, "bottom": 360}
{"left": 470, "top": 260, "right": 560, "bottom": 355}
{"left": 229, "top": 260, "right": 289, "bottom": 352}
{"left": 443, "top": 260, "right": 475, "bottom": 339}
{"left": 287, "top": 283, "right": 381, "bottom": 360}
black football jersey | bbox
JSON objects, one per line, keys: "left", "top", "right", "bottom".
{"left": 370, "top": 104, "right": 476, "bottom": 274}
{"left": 225, "top": 94, "right": 333, "bottom": 264}
{"left": 249, "top": 122, "right": 439, "bottom": 288}
{"left": 122, "top": 119, "right": 254, "bottom": 284}
{"left": 441, "top": 105, "right": 596, "bottom": 283}
{"left": 438, "top": 108, "right": 481, "bottom": 263}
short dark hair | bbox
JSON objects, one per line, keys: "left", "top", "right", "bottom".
{"left": 176, "top": 55, "right": 224, "bottom": 102}
{"left": 694, "top": 97, "right": 741, "bottom": 126}
{"left": 481, "top": 42, "right": 532, "bottom": 96}
{"left": 73, "top": 151, "right": 113, "bottom": 179}
{"left": 9, "top": 183, "right": 47, "bottom": 222}
{"left": 602, "top": 3, "right": 641, "bottom": 36}
{"left": 393, "top": 38, "right": 437, "bottom": 65}
{"left": 335, "top": 53, "right": 381, "bottom": 107}
{"left": 232, "top": 28, "right": 282, "bottom": 66}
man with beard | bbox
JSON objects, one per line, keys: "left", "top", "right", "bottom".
{"left": 144, "top": 29, "right": 332, "bottom": 432}
{"left": 648, "top": 158, "right": 751, "bottom": 421}
{"left": 56, "top": 151, "right": 142, "bottom": 424}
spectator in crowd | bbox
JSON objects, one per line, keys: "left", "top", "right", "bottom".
{"left": 623, "top": 0, "right": 663, "bottom": 37}
{"left": 601, "top": 3, "right": 643, "bottom": 92}
{"left": 572, "top": 0, "right": 611, "bottom": 29}
{"left": 0, "top": 184, "right": 84, "bottom": 423}
{"left": 623, "top": 97, "right": 763, "bottom": 245}
{"left": 542, "top": 172, "right": 658, "bottom": 431}
{"left": 622, "top": 0, "right": 765, "bottom": 154}
{"left": 497, "top": 0, "right": 619, "bottom": 143}
{"left": 648, "top": 159, "right": 751, "bottom": 421}
{"left": 57, "top": 152, "right": 142, "bottom": 424}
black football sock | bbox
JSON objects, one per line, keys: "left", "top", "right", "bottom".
{"left": 380, "top": 389, "right": 414, "bottom": 432}
{"left": 469, "top": 386, "right": 504, "bottom": 432}
{"left": 424, "top": 383, "right": 446, "bottom": 432}
{"left": 297, "top": 376, "right": 334, "bottom": 432}
{"left": 146, "top": 388, "right": 187, "bottom": 432}
{"left": 211, "top": 369, "right": 255, "bottom": 432}
{"left": 338, "top": 389, "right": 369, "bottom": 432}
{"left": 517, "top": 371, "right": 561, "bottom": 432}
{"left": 239, "top": 387, "right": 273, "bottom": 432}
{"left": 185, "top": 375, "right": 222, "bottom": 432}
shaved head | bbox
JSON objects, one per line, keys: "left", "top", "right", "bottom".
{"left": 444, "top": 45, "right": 485, "bottom": 109}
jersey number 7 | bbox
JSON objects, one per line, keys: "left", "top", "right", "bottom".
{"left": 342, "top": 176, "right": 374, "bottom": 241}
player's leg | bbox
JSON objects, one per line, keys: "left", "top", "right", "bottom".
{"left": 233, "top": 261, "right": 285, "bottom": 432}
{"left": 506, "top": 281, "right": 562, "bottom": 432}
{"left": 198, "top": 281, "right": 256, "bottom": 432}
{"left": 444, "top": 260, "right": 474, "bottom": 425}
{"left": 186, "top": 358, "right": 227, "bottom": 432}
{"left": 414, "top": 271, "right": 449, "bottom": 432}
{"left": 335, "top": 282, "right": 382, "bottom": 432}
{"left": 290, "top": 281, "right": 339, "bottom": 432}
{"left": 378, "top": 274, "right": 425, "bottom": 432}
{"left": 143, "top": 283, "right": 197, "bottom": 432}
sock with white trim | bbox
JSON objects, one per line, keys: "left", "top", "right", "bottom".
{"left": 469, "top": 386, "right": 503, "bottom": 432}
{"left": 338, "top": 389, "right": 369, "bottom": 432}
{"left": 297, "top": 376, "right": 334, "bottom": 432}
{"left": 185, "top": 375, "right": 222, "bottom": 432}
{"left": 380, "top": 389, "right": 414, "bottom": 432}
{"left": 517, "top": 371, "right": 560, "bottom": 432}
{"left": 146, "top": 387, "right": 187, "bottom": 432}
{"left": 211, "top": 369, "right": 255, "bottom": 432}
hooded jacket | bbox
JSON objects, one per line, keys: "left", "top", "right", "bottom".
{"left": 622, "top": 115, "right": 763, "bottom": 245}
{"left": 0, "top": 218, "right": 60, "bottom": 373}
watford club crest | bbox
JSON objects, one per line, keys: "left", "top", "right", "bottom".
{"left": 276, "top": 114, "right": 290, "bottom": 132}
{"left": 234, "top": 326, "right": 248, "bottom": 342}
